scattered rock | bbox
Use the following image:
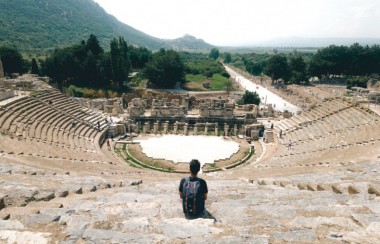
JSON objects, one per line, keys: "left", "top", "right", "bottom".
{"left": 55, "top": 190, "right": 69, "bottom": 198}
{"left": 131, "top": 180, "right": 143, "bottom": 186}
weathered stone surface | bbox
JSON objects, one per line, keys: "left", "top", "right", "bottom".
{"left": 22, "top": 213, "right": 61, "bottom": 226}
{"left": 0, "top": 230, "right": 51, "bottom": 244}
{"left": 131, "top": 179, "right": 143, "bottom": 186}
{"left": 3, "top": 189, "right": 38, "bottom": 207}
{"left": 55, "top": 190, "right": 69, "bottom": 198}
{"left": 368, "top": 184, "right": 380, "bottom": 196}
{"left": 156, "top": 218, "right": 221, "bottom": 239}
{"left": 271, "top": 230, "right": 317, "bottom": 243}
{"left": 65, "top": 186, "right": 82, "bottom": 195}
{"left": 307, "top": 183, "right": 318, "bottom": 191}
{"left": 27, "top": 202, "right": 63, "bottom": 208}
{"left": 2, "top": 207, "right": 40, "bottom": 220}
{"left": 218, "top": 235, "right": 269, "bottom": 244}
{"left": 0, "top": 194, "right": 5, "bottom": 210}
{"left": 351, "top": 214, "right": 380, "bottom": 227}
{"left": 290, "top": 216, "right": 358, "bottom": 230}
{"left": 332, "top": 184, "right": 344, "bottom": 194}
{"left": 81, "top": 229, "right": 165, "bottom": 243}
{"left": 0, "top": 220, "right": 25, "bottom": 230}
{"left": 34, "top": 191, "right": 55, "bottom": 201}
{"left": 297, "top": 182, "right": 307, "bottom": 190}
{"left": 0, "top": 212, "right": 10, "bottom": 220}
{"left": 317, "top": 183, "right": 332, "bottom": 191}
{"left": 115, "top": 217, "right": 150, "bottom": 232}
{"left": 366, "top": 222, "right": 380, "bottom": 237}
{"left": 83, "top": 185, "right": 97, "bottom": 193}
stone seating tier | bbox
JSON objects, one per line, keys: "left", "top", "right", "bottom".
{"left": 0, "top": 91, "right": 107, "bottom": 154}
{"left": 0, "top": 158, "right": 379, "bottom": 243}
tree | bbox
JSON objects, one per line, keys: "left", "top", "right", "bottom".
{"left": 209, "top": 48, "right": 220, "bottom": 60}
{"left": 86, "top": 34, "right": 103, "bottom": 58}
{"left": 238, "top": 90, "right": 261, "bottom": 105}
{"left": 0, "top": 46, "right": 28, "bottom": 75}
{"left": 289, "top": 55, "right": 307, "bottom": 84}
{"left": 129, "top": 46, "right": 152, "bottom": 69}
{"left": 264, "top": 54, "right": 289, "bottom": 83}
{"left": 110, "top": 37, "right": 131, "bottom": 87}
{"left": 144, "top": 49, "right": 185, "bottom": 88}
{"left": 223, "top": 52, "right": 232, "bottom": 63}
{"left": 30, "top": 58, "right": 40, "bottom": 75}
{"left": 246, "top": 61, "right": 265, "bottom": 76}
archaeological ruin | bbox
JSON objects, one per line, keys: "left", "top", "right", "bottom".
{"left": 0, "top": 65, "right": 379, "bottom": 243}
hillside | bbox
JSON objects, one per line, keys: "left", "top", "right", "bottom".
{"left": 0, "top": 0, "right": 214, "bottom": 54}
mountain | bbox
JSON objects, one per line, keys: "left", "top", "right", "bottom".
{"left": 166, "top": 34, "right": 214, "bottom": 52}
{"left": 0, "top": 0, "right": 214, "bottom": 54}
{"left": 250, "top": 37, "right": 380, "bottom": 48}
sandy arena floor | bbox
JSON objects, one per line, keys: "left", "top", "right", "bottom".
{"left": 137, "top": 135, "right": 240, "bottom": 167}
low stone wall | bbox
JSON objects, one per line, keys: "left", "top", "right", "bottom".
{"left": 121, "top": 138, "right": 254, "bottom": 173}
{"left": 0, "top": 90, "right": 15, "bottom": 101}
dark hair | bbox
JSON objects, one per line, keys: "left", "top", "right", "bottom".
{"left": 189, "top": 159, "right": 200, "bottom": 175}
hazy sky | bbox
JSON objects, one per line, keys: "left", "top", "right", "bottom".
{"left": 93, "top": 0, "right": 380, "bottom": 46}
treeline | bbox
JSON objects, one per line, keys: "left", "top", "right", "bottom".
{"left": 0, "top": 46, "right": 30, "bottom": 75}
{"left": 1, "top": 35, "right": 231, "bottom": 95}
{"left": 231, "top": 44, "right": 380, "bottom": 85}
{"left": 41, "top": 34, "right": 151, "bottom": 89}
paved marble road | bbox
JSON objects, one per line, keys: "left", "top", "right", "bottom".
{"left": 225, "top": 66, "right": 299, "bottom": 114}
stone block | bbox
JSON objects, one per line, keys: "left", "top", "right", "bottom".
{"left": 0, "top": 194, "right": 5, "bottom": 210}
{"left": 23, "top": 213, "right": 61, "bottom": 227}
{"left": 0, "top": 220, "right": 25, "bottom": 230}
{"left": 307, "top": 183, "right": 318, "bottom": 191}
{"left": 332, "top": 184, "right": 344, "bottom": 194}
{"left": 66, "top": 186, "right": 83, "bottom": 195}
{"left": 83, "top": 185, "right": 97, "bottom": 193}
{"left": 2, "top": 207, "right": 40, "bottom": 220}
{"left": 368, "top": 184, "right": 380, "bottom": 196}
{"left": 297, "top": 183, "right": 307, "bottom": 190}
{"left": 272, "top": 229, "right": 317, "bottom": 243}
{"left": 351, "top": 214, "right": 380, "bottom": 227}
{"left": 33, "top": 191, "right": 55, "bottom": 201}
{"left": 317, "top": 183, "right": 332, "bottom": 191}
{"left": 55, "top": 190, "right": 69, "bottom": 198}
{"left": 3, "top": 189, "right": 38, "bottom": 207}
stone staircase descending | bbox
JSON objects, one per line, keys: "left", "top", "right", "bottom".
{"left": 0, "top": 159, "right": 379, "bottom": 243}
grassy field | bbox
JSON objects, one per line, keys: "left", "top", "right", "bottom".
{"left": 183, "top": 74, "right": 232, "bottom": 91}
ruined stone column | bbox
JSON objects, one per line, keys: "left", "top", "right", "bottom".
{"left": 215, "top": 123, "right": 218, "bottom": 136}
{"left": 234, "top": 124, "right": 238, "bottom": 137}
{"left": 163, "top": 122, "right": 168, "bottom": 134}
{"left": 184, "top": 123, "right": 188, "bottom": 135}
{"left": 224, "top": 123, "right": 229, "bottom": 137}
{"left": 143, "top": 123, "right": 148, "bottom": 134}
{"left": 204, "top": 123, "right": 208, "bottom": 135}
{"left": 153, "top": 122, "right": 158, "bottom": 134}
{"left": 194, "top": 124, "right": 198, "bottom": 135}
{"left": 174, "top": 122, "right": 178, "bottom": 134}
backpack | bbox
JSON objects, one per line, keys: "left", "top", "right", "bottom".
{"left": 182, "top": 177, "right": 204, "bottom": 216}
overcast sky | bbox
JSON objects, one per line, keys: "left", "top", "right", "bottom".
{"left": 93, "top": 0, "right": 380, "bottom": 46}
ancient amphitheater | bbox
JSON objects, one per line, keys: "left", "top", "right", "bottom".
{"left": 0, "top": 71, "right": 380, "bottom": 243}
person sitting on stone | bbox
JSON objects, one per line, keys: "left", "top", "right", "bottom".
{"left": 179, "top": 159, "right": 208, "bottom": 218}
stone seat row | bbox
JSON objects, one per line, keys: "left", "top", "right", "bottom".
{"left": 0, "top": 93, "right": 107, "bottom": 151}
{"left": 279, "top": 122, "right": 380, "bottom": 157}
{"left": 2, "top": 176, "right": 379, "bottom": 243}
{"left": 276, "top": 98, "right": 355, "bottom": 132}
